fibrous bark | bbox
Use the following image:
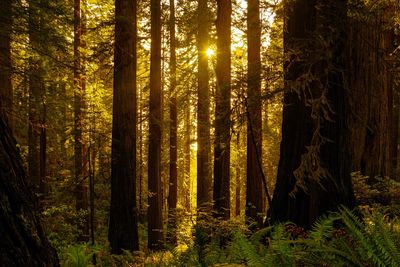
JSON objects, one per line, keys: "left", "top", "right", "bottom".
{"left": 346, "top": 2, "right": 394, "bottom": 179}
{"left": 269, "top": 0, "right": 355, "bottom": 227}
{"left": 0, "top": 111, "right": 59, "bottom": 266}
{"left": 0, "top": 0, "right": 13, "bottom": 125}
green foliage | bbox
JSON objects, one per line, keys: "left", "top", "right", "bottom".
{"left": 352, "top": 172, "right": 400, "bottom": 212}
{"left": 169, "top": 208, "right": 400, "bottom": 267}
{"left": 61, "top": 244, "right": 97, "bottom": 267}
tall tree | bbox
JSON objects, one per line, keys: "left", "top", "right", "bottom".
{"left": 28, "top": 0, "right": 46, "bottom": 197}
{"left": 148, "top": 0, "right": 164, "bottom": 250}
{"left": 74, "top": 0, "right": 89, "bottom": 242}
{"left": 167, "top": 0, "right": 178, "bottom": 245}
{"left": 246, "top": 0, "right": 264, "bottom": 227}
{"left": 0, "top": 0, "right": 13, "bottom": 125}
{"left": 214, "top": 0, "right": 232, "bottom": 220}
{"left": 197, "top": 0, "right": 212, "bottom": 212}
{"left": 108, "top": 0, "right": 139, "bottom": 254}
{"left": 268, "top": 0, "right": 355, "bottom": 227}
{"left": 346, "top": 1, "right": 393, "bottom": 179}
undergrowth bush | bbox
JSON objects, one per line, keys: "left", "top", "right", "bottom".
{"left": 171, "top": 207, "right": 400, "bottom": 267}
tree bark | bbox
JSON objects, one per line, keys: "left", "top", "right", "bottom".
{"left": 246, "top": 0, "right": 264, "bottom": 228}
{"left": 148, "top": 0, "right": 164, "bottom": 251}
{"left": 197, "top": 0, "right": 212, "bottom": 213}
{"left": 214, "top": 0, "right": 232, "bottom": 220}
{"left": 108, "top": 0, "right": 139, "bottom": 254}
{"left": 0, "top": 111, "right": 59, "bottom": 266}
{"left": 167, "top": 0, "right": 178, "bottom": 245}
{"left": 268, "top": 0, "right": 355, "bottom": 228}
{"left": 0, "top": 0, "right": 13, "bottom": 126}
{"left": 346, "top": 2, "right": 393, "bottom": 179}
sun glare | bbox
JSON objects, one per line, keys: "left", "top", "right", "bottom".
{"left": 206, "top": 48, "right": 215, "bottom": 57}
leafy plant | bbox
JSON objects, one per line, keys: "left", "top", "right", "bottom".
{"left": 61, "top": 244, "right": 97, "bottom": 267}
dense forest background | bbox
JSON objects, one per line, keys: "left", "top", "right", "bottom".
{"left": 1, "top": 0, "right": 400, "bottom": 266}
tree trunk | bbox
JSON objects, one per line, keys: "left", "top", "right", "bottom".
{"left": 184, "top": 97, "right": 191, "bottom": 212}
{"left": 138, "top": 85, "right": 146, "bottom": 222}
{"left": 246, "top": 0, "right": 264, "bottom": 228}
{"left": 214, "top": 0, "right": 232, "bottom": 220}
{"left": 268, "top": 0, "right": 355, "bottom": 228}
{"left": 88, "top": 112, "right": 96, "bottom": 264}
{"left": 346, "top": 2, "right": 393, "bottom": 179}
{"left": 197, "top": 0, "right": 212, "bottom": 212}
{"left": 167, "top": 0, "right": 178, "bottom": 245}
{"left": 74, "top": 0, "right": 89, "bottom": 242}
{"left": 28, "top": 1, "right": 46, "bottom": 200}
{"left": 0, "top": 112, "right": 59, "bottom": 266}
{"left": 0, "top": 0, "right": 13, "bottom": 126}
{"left": 108, "top": 0, "right": 139, "bottom": 254}
{"left": 148, "top": 0, "right": 164, "bottom": 251}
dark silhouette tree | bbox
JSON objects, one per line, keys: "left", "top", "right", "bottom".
{"left": 28, "top": 0, "right": 46, "bottom": 197}
{"left": 148, "top": 0, "right": 164, "bottom": 251}
{"left": 197, "top": 0, "right": 212, "bottom": 212}
{"left": 167, "top": 0, "right": 178, "bottom": 245}
{"left": 214, "top": 0, "right": 232, "bottom": 220}
{"left": 108, "top": 0, "right": 139, "bottom": 254}
{"left": 268, "top": 0, "right": 355, "bottom": 228}
{"left": 246, "top": 0, "right": 264, "bottom": 228}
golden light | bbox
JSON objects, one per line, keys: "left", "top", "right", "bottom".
{"left": 206, "top": 48, "right": 215, "bottom": 58}
{"left": 191, "top": 142, "right": 198, "bottom": 151}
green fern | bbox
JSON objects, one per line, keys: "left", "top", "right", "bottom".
{"left": 228, "top": 230, "right": 264, "bottom": 267}
{"left": 62, "top": 244, "right": 94, "bottom": 267}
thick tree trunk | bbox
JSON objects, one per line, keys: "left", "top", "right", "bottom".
{"left": 0, "top": 112, "right": 59, "bottom": 266}
{"left": 346, "top": 2, "right": 393, "bottom": 179}
{"left": 197, "top": 0, "right": 212, "bottom": 212}
{"left": 167, "top": 0, "right": 178, "bottom": 245}
{"left": 214, "top": 0, "right": 232, "bottom": 220}
{"left": 0, "top": 0, "right": 13, "bottom": 125}
{"left": 109, "top": 0, "right": 139, "bottom": 254}
{"left": 246, "top": 0, "right": 264, "bottom": 228}
{"left": 148, "top": 0, "right": 164, "bottom": 251}
{"left": 268, "top": 0, "right": 354, "bottom": 228}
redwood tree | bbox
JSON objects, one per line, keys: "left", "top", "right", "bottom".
{"left": 246, "top": 0, "right": 264, "bottom": 228}
{"left": 74, "top": 0, "right": 89, "bottom": 242}
{"left": 346, "top": 2, "right": 393, "bottom": 179}
{"left": 268, "top": 0, "right": 355, "bottom": 227}
{"left": 214, "top": 0, "right": 232, "bottom": 220}
{"left": 167, "top": 0, "right": 178, "bottom": 245}
{"left": 197, "top": 0, "right": 212, "bottom": 212}
{"left": 0, "top": 0, "right": 13, "bottom": 124}
{"left": 28, "top": 0, "right": 46, "bottom": 197}
{"left": 108, "top": 0, "right": 139, "bottom": 254}
{"left": 0, "top": 108, "right": 59, "bottom": 266}
{"left": 148, "top": 0, "right": 164, "bottom": 250}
